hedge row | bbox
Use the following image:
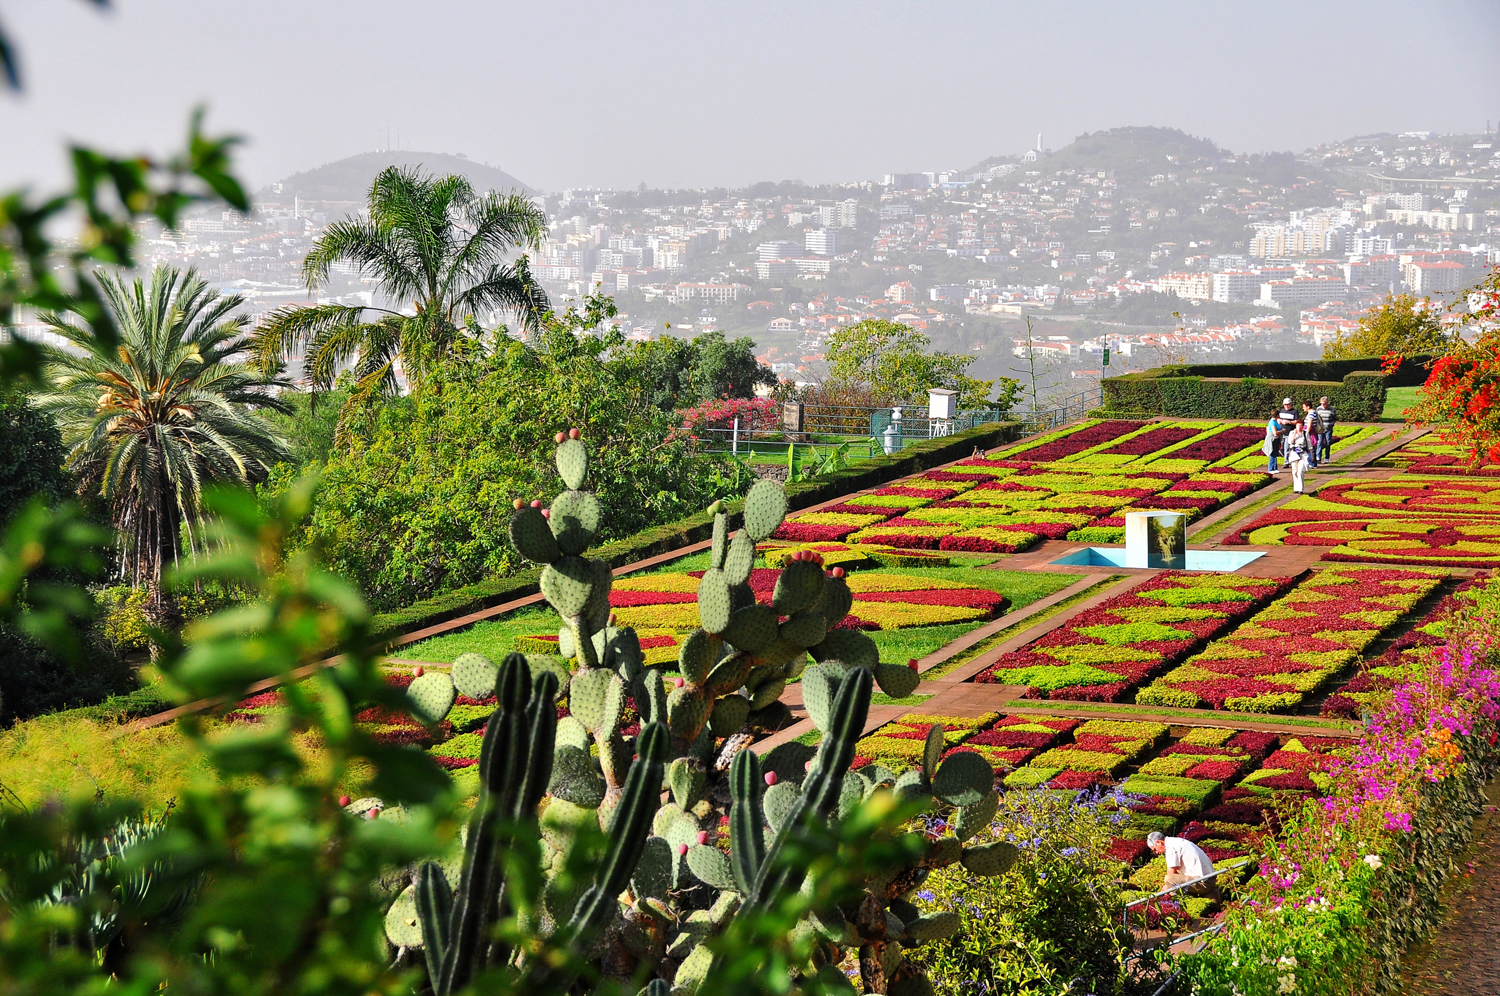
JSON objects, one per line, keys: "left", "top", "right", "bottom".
{"left": 1101, "top": 371, "right": 1385, "bottom": 421}
{"left": 367, "top": 419, "right": 1024, "bottom": 647}
{"left": 1134, "top": 352, "right": 1437, "bottom": 389}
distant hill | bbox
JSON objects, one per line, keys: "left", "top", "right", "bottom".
{"left": 968, "top": 126, "right": 1232, "bottom": 176}
{"left": 262, "top": 151, "right": 534, "bottom": 205}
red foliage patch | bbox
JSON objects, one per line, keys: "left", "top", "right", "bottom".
{"left": 1096, "top": 426, "right": 1201, "bottom": 456}
{"left": 1010, "top": 421, "right": 1149, "bottom": 461}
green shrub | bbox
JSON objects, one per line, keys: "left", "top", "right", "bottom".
{"left": 0, "top": 626, "right": 133, "bottom": 724}
{"left": 95, "top": 585, "right": 243, "bottom": 654}
{"left": 1101, "top": 368, "right": 1387, "bottom": 421}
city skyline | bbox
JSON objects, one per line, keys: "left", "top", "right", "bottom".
{"left": 3, "top": 0, "right": 1499, "bottom": 193}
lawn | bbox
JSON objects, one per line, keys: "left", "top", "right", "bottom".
{"left": 1382, "top": 385, "right": 1420, "bottom": 421}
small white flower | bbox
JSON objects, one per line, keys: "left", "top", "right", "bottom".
{"left": 1363, "top": 854, "right": 1383, "bottom": 870}
{"left": 1278, "top": 973, "right": 1298, "bottom": 993}
{"left": 1277, "top": 955, "right": 1299, "bottom": 968}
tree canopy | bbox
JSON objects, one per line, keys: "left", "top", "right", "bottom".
{"left": 615, "top": 330, "right": 777, "bottom": 411}
{"left": 1323, "top": 293, "right": 1453, "bottom": 360}
{"left": 823, "top": 318, "right": 1017, "bottom": 410}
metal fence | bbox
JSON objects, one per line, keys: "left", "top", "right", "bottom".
{"left": 690, "top": 386, "right": 1106, "bottom": 461}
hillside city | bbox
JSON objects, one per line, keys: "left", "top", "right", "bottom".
{"left": 17, "top": 126, "right": 1498, "bottom": 402}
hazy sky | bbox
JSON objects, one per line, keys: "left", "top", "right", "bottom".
{"left": 4, "top": 0, "right": 1499, "bottom": 194}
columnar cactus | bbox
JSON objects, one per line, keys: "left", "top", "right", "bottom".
{"left": 377, "top": 432, "right": 1016, "bottom": 995}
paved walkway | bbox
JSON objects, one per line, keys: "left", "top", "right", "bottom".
{"left": 1402, "top": 780, "right": 1500, "bottom": 994}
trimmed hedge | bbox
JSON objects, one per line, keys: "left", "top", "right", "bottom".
{"left": 1132, "top": 352, "right": 1437, "bottom": 388}
{"left": 368, "top": 419, "right": 1024, "bottom": 647}
{"left": 1102, "top": 370, "right": 1385, "bottom": 421}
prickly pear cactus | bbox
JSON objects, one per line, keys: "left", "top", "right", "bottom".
{"left": 379, "top": 432, "right": 1006, "bottom": 996}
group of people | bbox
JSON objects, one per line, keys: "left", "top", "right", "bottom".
{"left": 1263, "top": 396, "right": 1337, "bottom": 494}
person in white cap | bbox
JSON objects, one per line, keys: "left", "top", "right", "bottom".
{"left": 1147, "top": 830, "right": 1221, "bottom": 900}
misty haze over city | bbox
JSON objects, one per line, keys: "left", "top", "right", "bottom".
{"left": 4, "top": 0, "right": 1499, "bottom": 391}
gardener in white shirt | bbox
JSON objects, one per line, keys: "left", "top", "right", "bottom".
{"left": 1146, "top": 830, "right": 1221, "bottom": 900}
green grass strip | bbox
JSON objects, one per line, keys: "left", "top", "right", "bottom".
{"left": 998, "top": 698, "right": 1359, "bottom": 731}
{"left": 1190, "top": 484, "right": 1290, "bottom": 540}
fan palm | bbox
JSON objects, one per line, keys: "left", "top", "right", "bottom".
{"left": 36, "top": 266, "right": 291, "bottom": 626}
{"left": 251, "top": 165, "right": 550, "bottom": 412}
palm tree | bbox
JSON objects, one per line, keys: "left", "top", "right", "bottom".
{"left": 36, "top": 266, "right": 291, "bottom": 629}
{"left": 251, "top": 166, "right": 550, "bottom": 414}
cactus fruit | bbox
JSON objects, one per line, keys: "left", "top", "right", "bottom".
{"left": 451, "top": 653, "right": 498, "bottom": 701}
{"left": 686, "top": 844, "right": 738, "bottom": 892}
{"left": 960, "top": 841, "right": 1020, "bottom": 877}
{"left": 708, "top": 694, "right": 749, "bottom": 736}
{"left": 741, "top": 478, "right": 788, "bottom": 542}
{"left": 407, "top": 671, "right": 456, "bottom": 724}
{"left": 677, "top": 629, "right": 716, "bottom": 685}
{"left": 931, "top": 751, "right": 993, "bottom": 807}
{"left": 873, "top": 662, "right": 921, "bottom": 699}
{"left": 508, "top": 505, "right": 559, "bottom": 564}
{"left": 549, "top": 490, "right": 602, "bottom": 556}
{"left": 696, "top": 568, "right": 733, "bottom": 634}
{"left": 555, "top": 436, "right": 588, "bottom": 490}
{"left": 721, "top": 604, "right": 778, "bottom": 654}
{"left": 810, "top": 629, "right": 879, "bottom": 669}
{"left": 954, "top": 790, "right": 1000, "bottom": 843}
{"left": 567, "top": 668, "right": 624, "bottom": 734}
{"left": 549, "top": 745, "right": 606, "bottom": 808}
{"left": 541, "top": 556, "right": 598, "bottom": 617}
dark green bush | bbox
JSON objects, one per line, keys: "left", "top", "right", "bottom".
{"left": 1102, "top": 371, "right": 1386, "bottom": 421}
{"left": 0, "top": 626, "right": 133, "bottom": 725}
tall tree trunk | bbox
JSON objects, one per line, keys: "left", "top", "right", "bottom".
{"left": 141, "top": 459, "right": 182, "bottom": 658}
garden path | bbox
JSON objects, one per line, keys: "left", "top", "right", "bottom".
{"left": 1400, "top": 778, "right": 1500, "bottom": 994}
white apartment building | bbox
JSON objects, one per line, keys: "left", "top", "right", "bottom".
{"left": 1258, "top": 277, "right": 1349, "bottom": 307}
{"left": 1212, "top": 271, "right": 1261, "bottom": 303}
{"left": 1404, "top": 260, "right": 1468, "bottom": 294}
{"left": 804, "top": 228, "right": 838, "bottom": 256}
{"left": 755, "top": 259, "right": 797, "bottom": 281}
{"left": 1157, "top": 272, "right": 1213, "bottom": 301}
{"left": 668, "top": 282, "right": 751, "bottom": 305}
{"left": 757, "top": 240, "right": 797, "bottom": 261}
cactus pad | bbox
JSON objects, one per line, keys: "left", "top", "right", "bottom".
{"left": 556, "top": 715, "right": 590, "bottom": 752}
{"left": 633, "top": 669, "right": 667, "bottom": 726}
{"left": 837, "top": 772, "right": 867, "bottom": 821}
{"left": 601, "top": 625, "right": 643, "bottom": 675}
{"left": 406, "top": 671, "right": 455, "bottom": 724}
{"left": 890, "top": 975, "right": 938, "bottom": 996}
{"left": 508, "top": 505, "right": 559, "bottom": 564}
{"left": 686, "top": 844, "right": 738, "bottom": 892}
{"left": 549, "top": 744, "right": 606, "bottom": 808}
{"left": 555, "top": 436, "right": 589, "bottom": 489}
{"left": 709, "top": 694, "right": 750, "bottom": 736}
{"left": 668, "top": 758, "right": 706, "bottom": 810}
{"left": 748, "top": 677, "right": 785, "bottom": 710}
{"left": 933, "top": 750, "right": 993, "bottom": 807}
{"left": 762, "top": 780, "right": 800, "bottom": 831}
{"left": 668, "top": 686, "right": 709, "bottom": 740}
{"left": 772, "top": 559, "right": 825, "bottom": 615}
{"left": 710, "top": 510, "right": 729, "bottom": 570}
{"left": 704, "top": 652, "right": 753, "bottom": 697}
{"left": 557, "top": 625, "right": 575, "bottom": 660}
{"left": 810, "top": 628, "right": 879, "bottom": 669}
{"left": 541, "top": 556, "right": 597, "bottom": 617}
{"left": 549, "top": 490, "right": 602, "bottom": 556}
{"left": 673, "top": 944, "right": 714, "bottom": 994}
{"left": 961, "top": 841, "right": 1019, "bottom": 877}
{"left": 922, "top": 724, "right": 945, "bottom": 777}
{"left": 568, "top": 668, "right": 624, "bottom": 734}
{"left": 905, "top": 912, "right": 960, "bottom": 942}
{"left": 384, "top": 884, "right": 423, "bottom": 948}
{"left": 954, "top": 790, "right": 1000, "bottom": 843}
{"left": 777, "top": 610, "right": 827, "bottom": 650}
{"left": 818, "top": 574, "right": 854, "bottom": 624}
{"left": 800, "top": 664, "right": 841, "bottom": 732}
{"left": 678, "top": 628, "right": 716, "bottom": 685}
{"left": 924, "top": 837, "right": 962, "bottom": 868}
{"left": 748, "top": 701, "right": 793, "bottom": 730}
{"left": 722, "top": 604, "right": 779, "bottom": 654}
{"left": 742, "top": 479, "right": 788, "bottom": 542}
{"left": 723, "top": 529, "right": 756, "bottom": 586}
{"left": 696, "top": 568, "right": 733, "bottom": 634}
{"left": 451, "top": 652, "right": 499, "bottom": 701}
{"left": 874, "top": 662, "right": 920, "bottom": 699}
{"left": 523, "top": 654, "right": 571, "bottom": 691}
{"left": 632, "top": 835, "right": 674, "bottom": 901}
{"left": 893, "top": 769, "right": 930, "bottom": 804}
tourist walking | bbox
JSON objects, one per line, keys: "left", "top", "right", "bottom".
{"left": 1314, "top": 396, "right": 1337, "bottom": 464}
{"left": 1287, "top": 422, "right": 1311, "bottom": 493}
{"left": 1302, "top": 401, "right": 1320, "bottom": 467}
{"left": 1263, "top": 414, "right": 1281, "bottom": 472}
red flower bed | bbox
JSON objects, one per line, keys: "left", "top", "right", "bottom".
{"left": 816, "top": 502, "right": 909, "bottom": 516}
{"left": 1168, "top": 425, "right": 1267, "bottom": 463}
{"left": 1049, "top": 770, "right": 1107, "bottom": 790}
{"left": 1198, "top": 801, "right": 1273, "bottom": 825}
{"left": 854, "top": 588, "right": 1008, "bottom": 611}
{"left": 1251, "top": 770, "right": 1319, "bottom": 791}
{"left": 1108, "top": 838, "right": 1151, "bottom": 864}
{"left": 921, "top": 469, "right": 1004, "bottom": 483}
{"left": 967, "top": 729, "right": 1057, "bottom": 748}
{"left": 1010, "top": 420, "right": 1148, "bottom": 461}
{"left": 433, "top": 755, "right": 479, "bottom": 770}
{"left": 973, "top": 479, "right": 1054, "bottom": 493}
{"left": 1184, "top": 759, "right": 1245, "bottom": 781}
{"left": 610, "top": 590, "right": 698, "bottom": 607}
{"left": 773, "top": 522, "right": 861, "bottom": 542}
{"left": 1096, "top": 426, "right": 1201, "bottom": 456}
{"left": 939, "top": 534, "right": 1033, "bottom": 553}
{"left": 1132, "top": 495, "right": 1221, "bottom": 512}
{"left": 872, "top": 486, "right": 962, "bottom": 499}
